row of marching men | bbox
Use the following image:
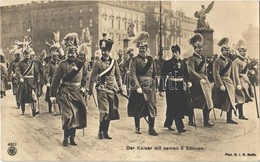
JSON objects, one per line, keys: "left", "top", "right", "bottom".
{"left": 4, "top": 30, "right": 257, "bottom": 147}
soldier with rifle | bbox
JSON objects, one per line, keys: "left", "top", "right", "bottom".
{"left": 212, "top": 37, "right": 238, "bottom": 124}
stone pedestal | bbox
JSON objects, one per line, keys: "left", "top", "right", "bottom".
{"left": 194, "top": 28, "right": 214, "bottom": 58}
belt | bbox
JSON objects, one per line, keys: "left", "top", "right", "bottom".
{"left": 168, "top": 77, "right": 183, "bottom": 82}
{"left": 62, "top": 82, "right": 81, "bottom": 86}
{"left": 23, "top": 75, "right": 34, "bottom": 78}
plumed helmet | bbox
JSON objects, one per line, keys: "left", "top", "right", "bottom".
{"left": 171, "top": 44, "right": 181, "bottom": 54}
{"left": 189, "top": 33, "right": 203, "bottom": 47}
{"left": 217, "top": 37, "right": 230, "bottom": 50}
{"left": 131, "top": 31, "right": 150, "bottom": 48}
{"left": 62, "top": 32, "right": 79, "bottom": 48}
{"left": 235, "top": 39, "right": 247, "bottom": 51}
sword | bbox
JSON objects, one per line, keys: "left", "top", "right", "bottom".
{"left": 253, "top": 83, "right": 259, "bottom": 118}
{"left": 187, "top": 87, "right": 196, "bottom": 129}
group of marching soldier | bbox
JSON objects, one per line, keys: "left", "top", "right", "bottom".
{"left": 1, "top": 28, "right": 258, "bottom": 147}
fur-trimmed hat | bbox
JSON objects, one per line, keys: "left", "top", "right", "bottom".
{"left": 99, "top": 39, "right": 114, "bottom": 52}
{"left": 132, "top": 31, "right": 150, "bottom": 48}
{"left": 217, "top": 37, "right": 230, "bottom": 50}
{"left": 171, "top": 44, "right": 181, "bottom": 54}
{"left": 235, "top": 39, "right": 247, "bottom": 51}
{"left": 189, "top": 33, "right": 203, "bottom": 47}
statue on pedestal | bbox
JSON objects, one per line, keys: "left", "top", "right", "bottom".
{"left": 194, "top": 1, "right": 214, "bottom": 29}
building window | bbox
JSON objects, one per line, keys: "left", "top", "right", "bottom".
{"left": 118, "top": 34, "right": 121, "bottom": 44}
{"left": 79, "top": 17, "right": 83, "bottom": 28}
{"left": 117, "top": 19, "right": 120, "bottom": 30}
{"left": 60, "top": 18, "right": 64, "bottom": 29}
{"left": 51, "top": 19, "right": 56, "bottom": 30}
{"left": 23, "top": 21, "right": 27, "bottom": 31}
{"left": 69, "top": 17, "right": 73, "bottom": 29}
{"left": 36, "top": 20, "right": 41, "bottom": 30}
{"left": 89, "top": 19, "right": 93, "bottom": 27}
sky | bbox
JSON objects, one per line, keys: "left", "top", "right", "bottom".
{"left": 172, "top": 1, "right": 259, "bottom": 41}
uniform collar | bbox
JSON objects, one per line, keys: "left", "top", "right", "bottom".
{"left": 101, "top": 56, "right": 111, "bottom": 61}
{"left": 193, "top": 52, "right": 202, "bottom": 59}
{"left": 237, "top": 54, "right": 245, "bottom": 61}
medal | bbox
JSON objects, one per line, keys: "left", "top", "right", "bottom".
{"left": 177, "top": 62, "right": 181, "bottom": 69}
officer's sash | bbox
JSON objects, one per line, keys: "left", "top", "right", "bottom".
{"left": 220, "top": 59, "right": 232, "bottom": 76}
{"left": 118, "top": 59, "right": 124, "bottom": 66}
{"left": 138, "top": 56, "right": 152, "bottom": 76}
{"left": 99, "top": 58, "right": 115, "bottom": 78}
{"left": 22, "top": 61, "right": 34, "bottom": 77}
{"left": 62, "top": 60, "right": 84, "bottom": 82}
{"left": 195, "top": 55, "right": 205, "bottom": 73}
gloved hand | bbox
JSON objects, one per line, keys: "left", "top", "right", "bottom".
{"left": 46, "top": 83, "right": 51, "bottom": 87}
{"left": 81, "top": 87, "right": 86, "bottom": 93}
{"left": 237, "top": 85, "right": 242, "bottom": 90}
{"left": 159, "top": 92, "right": 164, "bottom": 97}
{"left": 20, "top": 78, "right": 24, "bottom": 83}
{"left": 187, "top": 82, "right": 192, "bottom": 88}
{"left": 200, "top": 79, "right": 207, "bottom": 84}
{"left": 137, "top": 87, "right": 143, "bottom": 94}
{"left": 220, "top": 85, "right": 226, "bottom": 91}
{"left": 118, "top": 88, "right": 123, "bottom": 94}
{"left": 50, "top": 97, "right": 56, "bottom": 103}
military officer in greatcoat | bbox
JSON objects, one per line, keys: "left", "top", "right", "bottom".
{"left": 8, "top": 48, "right": 21, "bottom": 108}
{"left": 187, "top": 33, "right": 214, "bottom": 127}
{"left": 212, "top": 37, "right": 238, "bottom": 124}
{"left": 159, "top": 44, "right": 193, "bottom": 133}
{"left": 231, "top": 40, "right": 254, "bottom": 120}
{"left": 88, "top": 37, "right": 123, "bottom": 140}
{"left": 127, "top": 32, "right": 158, "bottom": 136}
{"left": 123, "top": 47, "right": 134, "bottom": 96}
{"left": 16, "top": 45, "right": 39, "bottom": 116}
{"left": 50, "top": 33, "right": 88, "bottom": 146}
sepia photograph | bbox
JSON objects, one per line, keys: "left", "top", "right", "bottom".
{"left": 0, "top": 0, "right": 259, "bottom": 161}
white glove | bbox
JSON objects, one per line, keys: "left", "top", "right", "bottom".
{"left": 200, "top": 79, "right": 207, "bottom": 84}
{"left": 20, "top": 78, "right": 24, "bottom": 83}
{"left": 187, "top": 82, "right": 192, "bottom": 88}
{"left": 12, "top": 74, "right": 16, "bottom": 77}
{"left": 46, "top": 83, "right": 51, "bottom": 87}
{"left": 159, "top": 92, "right": 164, "bottom": 97}
{"left": 50, "top": 97, "right": 56, "bottom": 103}
{"left": 81, "top": 87, "right": 86, "bottom": 93}
{"left": 250, "top": 70, "right": 255, "bottom": 75}
{"left": 220, "top": 85, "right": 226, "bottom": 91}
{"left": 237, "top": 85, "right": 242, "bottom": 90}
{"left": 137, "top": 87, "right": 143, "bottom": 94}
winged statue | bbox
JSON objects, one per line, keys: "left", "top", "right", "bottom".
{"left": 194, "top": 1, "right": 214, "bottom": 29}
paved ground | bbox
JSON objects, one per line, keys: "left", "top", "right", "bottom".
{"left": 1, "top": 86, "right": 259, "bottom": 161}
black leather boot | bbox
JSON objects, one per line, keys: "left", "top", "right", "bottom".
{"left": 63, "top": 129, "right": 69, "bottom": 147}
{"left": 103, "top": 121, "right": 112, "bottom": 139}
{"left": 69, "top": 129, "right": 77, "bottom": 146}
